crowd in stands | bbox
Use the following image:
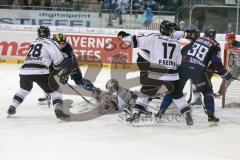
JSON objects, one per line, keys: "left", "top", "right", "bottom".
{"left": 100, "top": 0, "right": 184, "bottom": 12}
{"left": 0, "top": 0, "right": 73, "bottom": 9}
{"left": 0, "top": 0, "right": 183, "bottom": 12}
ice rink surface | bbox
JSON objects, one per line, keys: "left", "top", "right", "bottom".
{"left": 1, "top": 63, "right": 240, "bottom": 160}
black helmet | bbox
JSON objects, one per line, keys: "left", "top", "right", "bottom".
{"left": 37, "top": 26, "right": 50, "bottom": 38}
{"left": 160, "top": 20, "right": 178, "bottom": 36}
{"left": 53, "top": 33, "right": 66, "bottom": 44}
{"left": 204, "top": 26, "right": 216, "bottom": 39}
{"left": 185, "top": 29, "right": 200, "bottom": 41}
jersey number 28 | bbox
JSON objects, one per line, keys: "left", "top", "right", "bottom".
{"left": 27, "top": 44, "right": 43, "bottom": 57}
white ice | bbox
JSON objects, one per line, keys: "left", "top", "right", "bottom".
{"left": 0, "top": 64, "right": 240, "bottom": 160}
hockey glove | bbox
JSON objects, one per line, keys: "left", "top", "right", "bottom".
{"left": 117, "top": 31, "right": 130, "bottom": 40}
{"left": 222, "top": 71, "right": 233, "bottom": 80}
{"left": 60, "top": 75, "right": 69, "bottom": 84}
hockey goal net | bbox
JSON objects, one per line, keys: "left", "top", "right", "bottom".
{"left": 222, "top": 46, "right": 240, "bottom": 107}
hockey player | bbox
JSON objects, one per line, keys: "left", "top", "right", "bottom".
{"left": 92, "top": 79, "right": 138, "bottom": 114}
{"left": 225, "top": 32, "right": 240, "bottom": 48}
{"left": 38, "top": 33, "right": 95, "bottom": 104}
{"left": 7, "top": 26, "right": 70, "bottom": 120}
{"left": 157, "top": 26, "right": 232, "bottom": 124}
{"left": 209, "top": 32, "right": 240, "bottom": 97}
{"left": 157, "top": 29, "right": 202, "bottom": 116}
{"left": 118, "top": 20, "right": 193, "bottom": 126}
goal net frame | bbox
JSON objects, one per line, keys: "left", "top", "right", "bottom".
{"left": 222, "top": 45, "right": 240, "bottom": 107}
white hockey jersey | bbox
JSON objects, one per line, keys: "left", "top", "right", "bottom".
{"left": 20, "top": 38, "right": 65, "bottom": 75}
{"left": 124, "top": 33, "right": 182, "bottom": 81}
{"left": 94, "top": 87, "right": 136, "bottom": 112}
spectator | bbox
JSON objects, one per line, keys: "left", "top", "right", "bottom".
{"left": 12, "top": 0, "right": 22, "bottom": 9}
{"left": 133, "top": 0, "right": 144, "bottom": 13}
{"left": 179, "top": 20, "right": 185, "bottom": 31}
{"left": 23, "top": 0, "right": 34, "bottom": 9}
{"left": 40, "top": 0, "right": 46, "bottom": 7}
{"left": 51, "top": 0, "right": 60, "bottom": 8}
{"left": 145, "top": 0, "right": 157, "bottom": 11}
{"left": 65, "top": 0, "right": 72, "bottom": 8}
{"left": 113, "top": 0, "right": 129, "bottom": 25}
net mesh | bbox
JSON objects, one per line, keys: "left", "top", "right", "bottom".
{"left": 223, "top": 48, "right": 240, "bottom": 107}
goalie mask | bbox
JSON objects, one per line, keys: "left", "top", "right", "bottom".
{"left": 160, "top": 20, "right": 178, "bottom": 36}
{"left": 225, "top": 32, "right": 236, "bottom": 46}
{"left": 106, "top": 79, "right": 120, "bottom": 93}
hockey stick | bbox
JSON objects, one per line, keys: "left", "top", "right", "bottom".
{"left": 206, "top": 69, "right": 238, "bottom": 80}
{"left": 46, "top": 93, "right": 51, "bottom": 108}
{"left": 56, "top": 75, "right": 91, "bottom": 104}
{"left": 187, "top": 80, "right": 192, "bottom": 104}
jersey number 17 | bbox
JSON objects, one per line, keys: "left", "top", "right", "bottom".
{"left": 162, "top": 42, "right": 176, "bottom": 59}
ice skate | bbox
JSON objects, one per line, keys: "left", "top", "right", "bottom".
{"left": 208, "top": 114, "right": 219, "bottom": 126}
{"left": 213, "top": 92, "right": 221, "bottom": 98}
{"left": 126, "top": 111, "right": 141, "bottom": 123}
{"left": 55, "top": 109, "right": 71, "bottom": 121}
{"left": 38, "top": 94, "right": 51, "bottom": 106}
{"left": 7, "top": 106, "right": 16, "bottom": 118}
{"left": 183, "top": 111, "right": 193, "bottom": 126}
{"left": 155, "top": 109, "right": 165, "bottom": 119}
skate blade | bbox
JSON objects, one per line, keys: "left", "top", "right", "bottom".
{"left": 126, "top": 120, "right": 140, "bottom": 127}
{"left": 38, "top": 102, "right": 48, "bottom": 105}
{"left": 58, "top": 117, "right": 71, "bottom": 123}
{"left": 58, "top": 119, "right": 71, "bottom": 123}
{"left": 209, "top": 122, "right": 219, "bottom": 127}
{"left": 123, "top": 108, "right": 131, "bottom": 115}
{"left": 7, "top": 114, "right": 13, "bottom": 118}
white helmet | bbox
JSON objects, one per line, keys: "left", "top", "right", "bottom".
{"left": 106, "top": 79, "right": 119, "bottom": 93}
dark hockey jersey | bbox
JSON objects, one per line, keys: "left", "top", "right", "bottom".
{"left": 181, "top": 37, "right": 226, "bottom": 75}
{"left": 61, "top": 42, "right": 74, "bottom": 58}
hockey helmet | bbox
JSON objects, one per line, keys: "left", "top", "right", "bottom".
{"left": 160, "top": 20, "right": 178, "bottom": 36}
{"left": 185, "top": 29, "right": 200, "bottom": 41}
{"left": 37, "top": 25, "right": 50, "bottom": 38}
{"left": 204, "top": 26, "right": 216, "bottom": 39}
{"left": 225, "top": 32, "right": 235, "bottom": 41}
{"left": 225, "top": 32, "right": 236, "bottom": 45}
{"left": 106, "top": 79, "right": 120, "bottom": 93}
{"left": 53, "top": 33, "right": 67, "bottom": 45}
